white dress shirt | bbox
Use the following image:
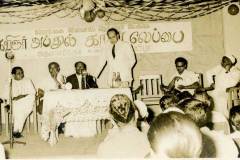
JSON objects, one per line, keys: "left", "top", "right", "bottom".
{"left": 171, "top": 69, "right": 199, "bottom": 95}
{"left": 97, "top": 40, "right": 136, "bottom": 87}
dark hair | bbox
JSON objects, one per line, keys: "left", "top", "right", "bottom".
{"left": 159, "top": 95, "right": 178, "bottom": 111}
{"left": 11, "top": 66, "right": 23, "bottom": 75}
{"left": 175, "top": 57, "right": 188, "bottom": 67}
{"left": 230, "top": 106, "right": 240, "bottom": 117}
{"left": 109, "top": 94, "right": 135, "bottom": 124}
{"left": 222, "top": 56, "right": 238, "bottom": 66}
{"left": 74, "top": 61, "right": 87, "bottom": 69}
{"left": 177, "top": 91, "right": 192, "bottom": 102}
{"left": 107, "top": 28, "right": 120, "bottom": 37}
{"left": 48, "top": 62, "right": 60, "bottom": 70}
{"left": 230, "top": 106, "right": 240, "bottom": 131}
{"left": 178, "top": 98, "right": 208, "bottom": 127}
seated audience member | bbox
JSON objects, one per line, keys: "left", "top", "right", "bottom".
{"left": 178, "top": 98, "right": 238, "bottom": 158}
{"left": 97, "top": 94, "right": 151, "bottom": 158}
{"left": 159, "top": 95, "right": 178, "bottom": 112}
{"left": 0, "top": 144, "right": 5, "bottom": 159}
{"left": 229, "top": 106, "right": 240, "bottom": 151}
{"left": 2, "top": 66, "right": 36, "bottom": 138}
{"left": 147, "top": 111, "right": 202, "bottom": 158}
{"left": 193, "top": 90, "right": 213, "bottom": 110}
{"left": 66, "top": 61, "right": 98, "bottom": 89}
{"left": 206, "top": 55, "right": 240, "bottom": 118}
{"left": 161, "top": 57, "right": 200, "bottom": 96}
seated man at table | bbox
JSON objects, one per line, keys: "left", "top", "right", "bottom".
{"left": 66, "top": 61, "right": 98, "bottom": 89}
{"left": 161, "top": 57, "right": 200, "bottom": 97}
{"left": 2, "top": 66, "right": 36, "bottom": 138}
{"left": 64, "top": 61, "right": 98, "bottom": 137}
{"left": 37, "top": 62, "right": 66, "bottom": 114}
{"left": 39, "top": 62, "right": 66, "bottom": 92}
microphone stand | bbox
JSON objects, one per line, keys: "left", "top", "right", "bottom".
{"left": 2, "top": 52, "right": 26, "bottom": 149}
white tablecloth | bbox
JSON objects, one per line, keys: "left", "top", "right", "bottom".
{"left": 40, "top": 88, "right": 132, "bottom": 145}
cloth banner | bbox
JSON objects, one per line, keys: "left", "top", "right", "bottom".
{"left": 0, "top": 22, "right": 192, "bottom": 59}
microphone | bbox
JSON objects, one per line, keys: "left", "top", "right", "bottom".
{"left": 5, "top": 50, "right": 14, "bottom": 60}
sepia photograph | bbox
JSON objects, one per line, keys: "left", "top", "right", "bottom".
{"left": 0, "top": 0, "right": 240, "bottom": 159}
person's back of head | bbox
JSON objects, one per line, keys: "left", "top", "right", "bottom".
{"left": 230, "top": 105, "right": 240, "bottom": 131}
{"left": 109, "top": 94, "right": 135, "bottom": 125}
{"left": 177, "top": 91, "right": 192, "bottom": 102}
{"left": 159, "top": 95, "right": 178, "bottom": 111}
{"left": 148, "top": 111, "right": 202, "bottom": 158}
{"left": 193, "top": 91, "right": 213, "bottom": 110}
{"left": 178, "top": 98, "right": 209, "bottom": 127}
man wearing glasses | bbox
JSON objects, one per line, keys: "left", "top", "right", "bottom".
{"left": 161, "top": 57, "right": 200, "bottom": 96}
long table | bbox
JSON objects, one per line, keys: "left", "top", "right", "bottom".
{"left": 40, "top": 88, "right": 132, "bottom": 146}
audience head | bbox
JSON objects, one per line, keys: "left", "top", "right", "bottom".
{"left": 107, "top": 28, "right": 120, "bottom": 45}
{"left": 230, "top": 105, "right": 240, "bottom": 131}
{"left": 159, "top": 95, "right": 178, "bottom": 111}
{"left": 48, "top": 62, "right": 60, "bottom": 78}
{"left": 176, "top": 91, "right": 192, "bottom": 102}
{"left": 221, "top": 55, "right": 237, "bottom": 72}
{"left": 193, "top": 92, "right": 212, "bottom": 109}
{"left": 12, "top": 66, "right": 24, "bottom": 80}
{"left": 148, "top": 112, "right": 202, "bottom": 158}
{"left": 109, "top": 94, "right": 135, "bottom": 125}
{"left": 175, "top": 57, "right": 188, "bottom": 74}
{"left": 178, "top": 99, "right": 209, "bottom": 127}
{"left": 74, "top": 61, "right": 87, "bottom": 75}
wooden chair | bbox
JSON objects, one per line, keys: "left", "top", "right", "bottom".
{"left": 135, "top": 74, "right": 163, "bottom": 106}
{"left": 227, "top": 87, "right": 240, "bottom": 110}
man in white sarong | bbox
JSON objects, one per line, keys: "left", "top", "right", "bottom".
{"left": 2, "top": 66, "right": 36, "bottom": 138}
{"left": 206, "top": 55, "right": 240, "bottom": 118}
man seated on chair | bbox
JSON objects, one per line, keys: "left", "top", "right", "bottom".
{"left": 37, "top": 62, "right": 66, "bottom": 115}
{"left": 66, "top": 61, "right": 98, "bottom": 89}
{"left": 161, "top": 57, "right": 200, "bottom": 97}
{"left": 2, "top": 66, "right": 36, "bottom": 138}
{"left": 64, "top": 61, "right": 98, "bottom": 137}
{"left": 39, "top": 62, "right": 66, "bottom": 92}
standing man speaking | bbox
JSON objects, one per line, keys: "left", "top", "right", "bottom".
{"left": 97, "top": 28, "right": 137, "bottom": 88}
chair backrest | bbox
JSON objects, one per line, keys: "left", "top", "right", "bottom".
{"left": 138, "top": 75, "right": 163, "bottom": 106}
{"left": 227, "top": 87, "right": 240, "bottom": 110}
{"left": 139, "top": 74, "right": 162, "bottom": 98}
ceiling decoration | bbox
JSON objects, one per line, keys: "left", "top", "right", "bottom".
{"left": 0, "top": 0, "right": 238, "bottom": 24}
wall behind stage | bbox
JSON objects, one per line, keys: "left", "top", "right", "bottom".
{"left": 222, "top": 3, "right": 240, "bottom": 65}
{"left": 0, "top": 10, "right": 224, "bottom": 92}
{"left": 134, "top": 11, "right": 224, "bottom": 87}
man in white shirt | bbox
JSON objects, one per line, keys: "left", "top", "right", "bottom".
{"left": 40, "top": 62, "right": 66, "bottom": 91}
{"left": 97, "top": 28, "right": 136, "bottom": 88}
{"left": 37, "top": 62, "right": 66, "bottom": 115}
{"left": 161, "top": 57, "right": 200, "bottom": 95}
